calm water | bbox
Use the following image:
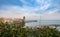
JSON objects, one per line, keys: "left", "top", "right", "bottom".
{"left": 26, "top": 20, "right": 60, "bottom": 26}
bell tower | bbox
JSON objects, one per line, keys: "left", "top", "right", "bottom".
{"left": 22, "top": 16, "right": 25, "bottom": 27}
{"left": 23, "top": 16, "right": 25, "bottom": 20}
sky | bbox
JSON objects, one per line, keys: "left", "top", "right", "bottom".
{"left": 0, "top": 0, "right": 60, "bottom": 20}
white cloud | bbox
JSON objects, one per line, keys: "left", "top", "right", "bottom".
{"left": 19, "top": 0, "right": 51, "bottom": 12}
{"left": 0, "top": 0, "right": 60, "bottom": 27}
{"left": 0, "top": 3, "right": 60, "bottom": 20}
{"left": 36, "top": 0, "right": 43, "bottom": 3}
{"left": 40, "top": 3, "right": 50, "bottom": 11}
{"left": 40, "top": 9, "right": 60, "bottom": 20}
{"left": 0, "top": 5, "right": 41, "bottom": 20}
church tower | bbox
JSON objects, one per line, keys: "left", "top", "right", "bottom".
{"left": 23, "top": 16, "right": 25, "bottom": 20}
{"left": 22, "top": 16, "right": 25, "bottom": 27}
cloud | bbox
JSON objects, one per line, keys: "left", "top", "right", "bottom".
{"left": 0, "top": 5, "right": 60, "bottom": 20}
{"left": 40, "top": 3, "right": 50, "bottom": 11}
{"left": 36, "top": 0, "right": 44, "bottom": 4}
{"left": 0, "top": 0, "right": 60, "bottom": 20}
{"left": 40, "top": 8, "right": 60, "bottom": 20}
{"left": 0, "top": 5, "right": 41, "bottom": 20}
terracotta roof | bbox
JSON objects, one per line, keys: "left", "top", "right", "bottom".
{"left": 0, "top": 17, "right": 23, "bottom": 21}
{"left": 14, "top": 18, "right": 23, "bottom": 21}
{"left": 0, "top": 17, "right": 4, "bottom": 20}
{"left": 4, "top": 18, "right": 13, "bottom": 20}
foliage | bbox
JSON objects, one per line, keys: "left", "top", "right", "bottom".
{"left": 0, "top": 21, "right": 60, "bottom": 37}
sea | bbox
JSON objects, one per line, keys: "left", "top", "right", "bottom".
{"left": 26, "top": 20, "right": 60, "bottom": 30}
{"left": 26, "top": 20, "right": 60, "bottom": 26}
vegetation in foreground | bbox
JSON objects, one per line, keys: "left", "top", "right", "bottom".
{"left": 0, "top": 21, "right": 60, "bottom": 37}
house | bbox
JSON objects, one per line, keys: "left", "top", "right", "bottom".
{"left": 0, "top": 16, "right": 25, "bottom": 26}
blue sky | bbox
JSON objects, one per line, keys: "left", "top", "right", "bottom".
{"left": 0, "top": 0, "right": 60, "bottom": 20}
